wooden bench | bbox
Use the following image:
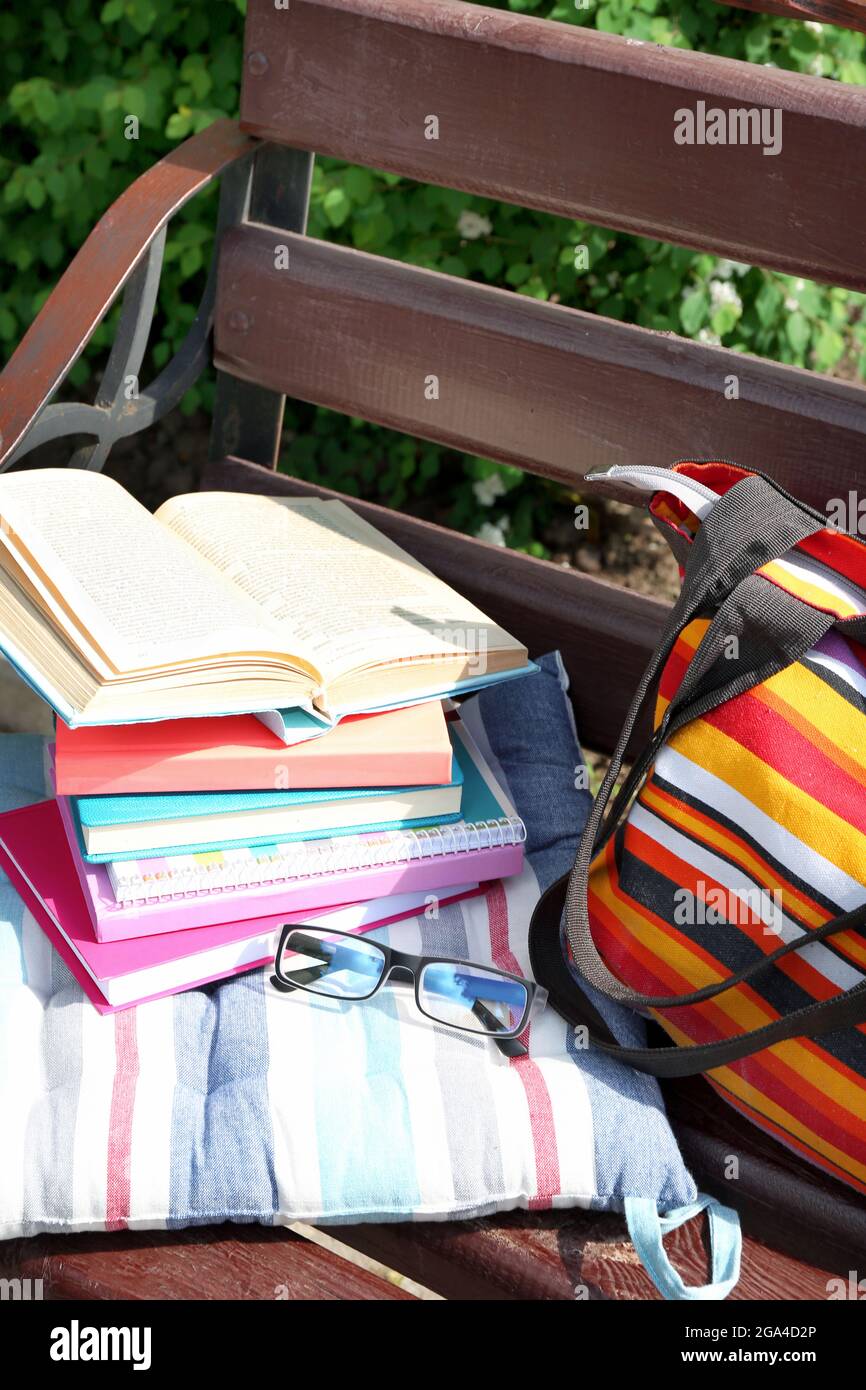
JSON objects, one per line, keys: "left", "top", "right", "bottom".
{"left": 2, "top": 0, "right": 866, "bottom": 1300}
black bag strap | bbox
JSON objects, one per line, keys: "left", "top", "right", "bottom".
{"left": 562, "top": 476, "right": 836, "bottom": 1009}
{"left": 530, "top": 874, "right": 866, "bottom": 1077}
{"left": 527, "top": 471, "right": 866, "bottom": 1074}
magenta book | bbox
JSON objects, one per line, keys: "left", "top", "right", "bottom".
{"left": 0, "top": 800, "right": 483, "bottom": 1013}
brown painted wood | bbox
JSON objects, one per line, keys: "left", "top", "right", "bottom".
{"left": 665, "top": 1074, "right": 866, "bottom": 1278}
{"left": 0, "top": 1224, "right": 415, "bottom": 1301}
{"left": 0, "top": 120, "right": 257, "bottom": 470}
{"left": 337, "top": 1204, "right": 840, "bottom": 1300}
{"left": 203, "top": 456, "right": 667, "bottom": 756}
{"left": 723, "top": 0, "right": 866, "bottom": 37}
{"left": 0, "top": 1203, "right": 835, "bottom": 1301}
{"left": 241, "top": 0, "right": 866, "bottom": 291}
{"left": 214, "top": 226, "right": 866, "bottom": 513}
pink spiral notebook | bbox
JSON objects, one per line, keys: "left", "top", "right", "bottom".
{"left": 0, "top": 799, "right": 483, "bottom": 1013}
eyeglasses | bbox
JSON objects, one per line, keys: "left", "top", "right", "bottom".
{"left": 270, "top": 925, "right": 547, "bottom": 1058}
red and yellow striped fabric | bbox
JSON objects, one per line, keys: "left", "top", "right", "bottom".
{"left": 589, "top": 466, "right": 866, "bottom": 1194}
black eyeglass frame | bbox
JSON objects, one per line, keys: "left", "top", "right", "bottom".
{"left": 270, "top": 924, "right": 546, "bottom": 1058}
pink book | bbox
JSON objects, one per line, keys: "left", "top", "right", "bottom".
{"left": 54, "top": 701, "right": 453, "bottom": 795}
{"left": 0, "top": 800, "right": 484, "bottom": 1013}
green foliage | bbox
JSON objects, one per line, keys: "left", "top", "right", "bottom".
{"left": 2, "top": 0, "right": 866, "bottom": 548}
{"left": 0, "top": 0, "right": 246, "bottom": 412}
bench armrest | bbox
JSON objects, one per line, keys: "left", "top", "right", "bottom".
{"left": 0, "top": 119, "right": 256, "bottom": 472}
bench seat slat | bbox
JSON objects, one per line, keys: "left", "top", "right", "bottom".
{"left": 0, "top": 1203, "right": 840, "bottom": 1302}
{"left": 241, "top": 0, "right": 866, "bottom": 291}
{"left": 0, "top": 1224, "right": 415, "bottom": 1301}
{"left": 215, "top": 227, "right": 866, "bottom": 513}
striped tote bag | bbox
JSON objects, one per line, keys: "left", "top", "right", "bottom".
{"left": 530, "top": 460, "right": 866, "bottom": 1194}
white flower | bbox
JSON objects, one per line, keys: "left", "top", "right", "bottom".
{"left": 784, "top": 296, "right": 798, "bottom": 311}
{"left": 476, "top": 519, "right": 509, "bottom": 547}
{"left": 709, "top": 280, "right": 742, "bottom": 313}
{"left": 715, "top": 259, "right": 750, "bottom": 279}
{"left": 698, "top": 328, "right": 721, "bottom": 346}
{"left": 804, "top": 20, "right": 823, "bottom": 34}
{"left": 457, "top": 211, "right": 492, "bottom": 240}
{"left": 472, "top": 472, "right": 507, "bottom": 507}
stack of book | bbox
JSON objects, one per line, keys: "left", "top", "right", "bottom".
{"left": 0, "top": 471, "right": 535, "bottom": 1012}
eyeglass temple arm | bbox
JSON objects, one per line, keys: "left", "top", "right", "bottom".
{"left": 471, "top": 998, "right": 528, "bottom": 1058}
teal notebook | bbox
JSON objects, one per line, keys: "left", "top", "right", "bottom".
{"left": 70, "top": 726, "right": 465, "bottom": 863}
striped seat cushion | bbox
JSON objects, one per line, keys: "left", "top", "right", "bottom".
{"left": 0, "top": 653, "right": 696, "bottom": 1239}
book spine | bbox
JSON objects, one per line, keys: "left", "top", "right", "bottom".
{"left": 109, "top": 816, "right": 526, "bottom": 905}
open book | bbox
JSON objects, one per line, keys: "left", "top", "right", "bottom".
{"left": 0, "top": 470, "right": 530, "bottom": 727}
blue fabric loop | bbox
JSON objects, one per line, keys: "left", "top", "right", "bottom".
{"left": 624, "top": 1194, "right": 742, "bottom": 1300}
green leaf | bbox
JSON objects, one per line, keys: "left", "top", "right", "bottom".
{"left": 505, "top": 262, "right": 532, "bottom": 287}
{"left": 122, "top": 86, "right": 149, "bottom": 122}
{"left": 644, "top": 263, "right": 680, "bottom": 301}
{"left": 343, "top": 167, "right": 375, "bottom": 205}
{"left": 25, "top": 177, "right": 45, "bottom": 210}
{"left": 33, "top": 86, "right": 59, "bottom": 123}
{"left": 40, "top": 234, "right": 64, "bottom": 268}
{"left": 128, "top": 0, "right": 158, "bottom": 35}
{"left": 679, "top": 288, "right": 708, "bottom": 336}
{"left": 323, "top": 186, "right": 351, "bottom": 227}
{"left": 785, "top": 311, "right": 811, "bottom": 355}
{"left": 180, "top": 246, "right": 202, "bottom": 278}
{"left": 101, "top": 0, "right": 125, "bottom": 21}
{"left": 754, "top": 280, "right": 783, "bottom": 328}
{"left": 45, "top": 170, "right": 67, "bottom": 202}
{"left": 479, "top": 246, "right": 504, "bottom": 278}
{"left": 166, "top": 110, "right": 193, "bottom": 140}
{"left": 813, "top": 325, "right": 845, "bottom": 372}
{"left": 84, "top": 148, "right": 110, "bottom": 181}
{"left": 711, "top": 302, "right": 740, "bottom": 337}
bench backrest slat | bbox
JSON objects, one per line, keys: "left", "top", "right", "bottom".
{"left": 241, "top": 0, "right": 866, "bottom": 291}
{"left": 215, "top": 225, "right": 866, "bottom": 510}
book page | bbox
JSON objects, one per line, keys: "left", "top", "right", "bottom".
{"left": 0, "top": 470, "right": 297, "bottom": 674}
{"left": 156, "top": 492, "right": 524, "bottom": 686}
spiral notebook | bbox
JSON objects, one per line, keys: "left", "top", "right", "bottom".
{"left": 105, "top": 717, "right": 525, "bottom": 907}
